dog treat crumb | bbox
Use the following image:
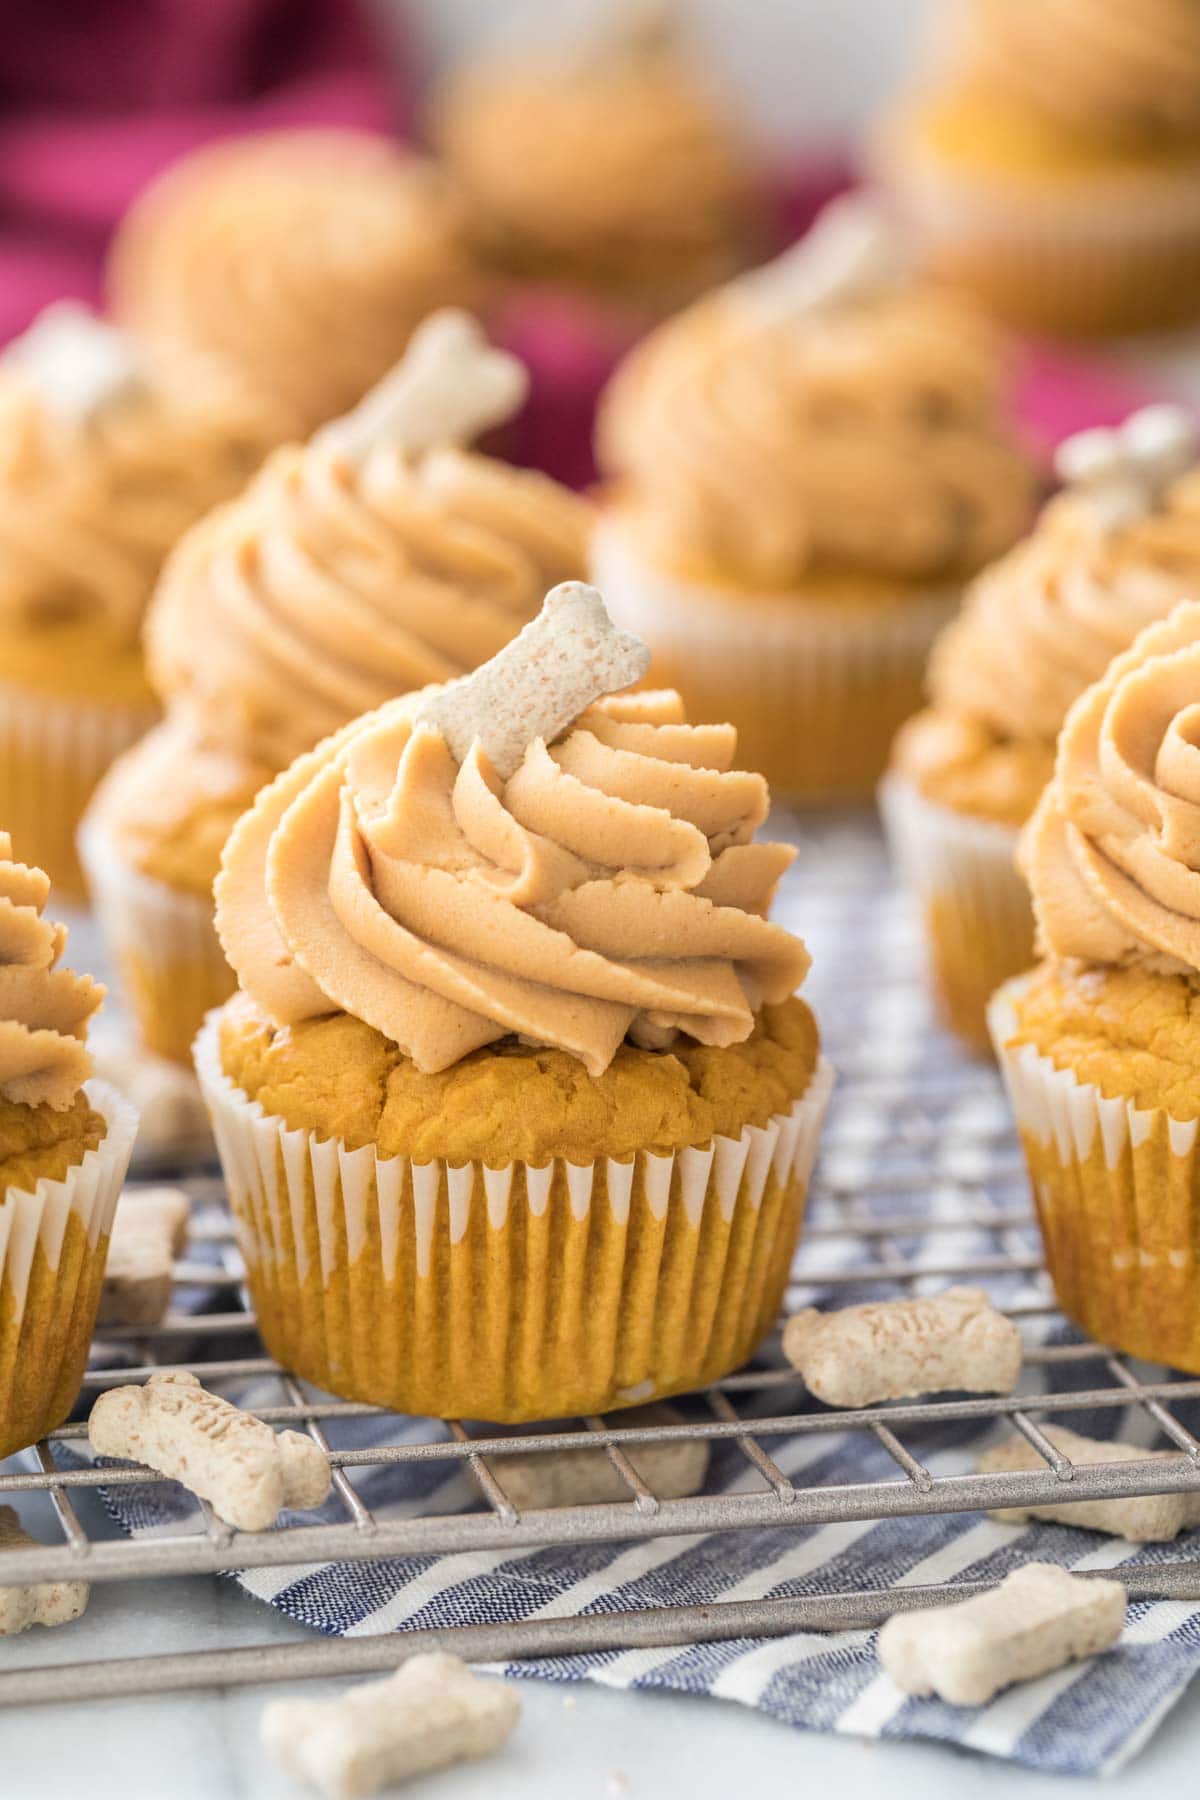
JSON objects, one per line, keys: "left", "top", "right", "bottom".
{"left": 97, "top": 1186, "right": 190, "bottom": 1328}
{"left": 493, "top": 1406, "right": 709, "bottom": 1511}
{"left": 981, "top": 1426, "right": 1200, "bottom": 1543}
{"left": 0, "top": 1506, "right": 89, "bottom": 1635}
{"left": 88, "top": 1370, "right": 330, "bottom": 1531}
{"left": 260, "top": 1652, "right": 520, "bottom": 1798}
{"left": 782, "top": 1287, "right": 1022, "bottom": 1408}
{"left": 317, "top": 309, "right": 527, "bottom": 464}
{"left": 878, "top": 1563, "right": 1126, "bottom": 1707}
{"left": 416, "top": 581, "right": 650, "bottom": 778}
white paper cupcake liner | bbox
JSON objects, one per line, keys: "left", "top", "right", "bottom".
{"left": 592, "top": 517, "right": 957, "bottom": 802}
{"left": 78, "top": 812, "right": 235, "bottom": 1068}
{"left": 195, "top": 1010, "right": 835, "bottom": 1420}
{"left": 880, "top": 771, "right": 1034, "bottom": 1052}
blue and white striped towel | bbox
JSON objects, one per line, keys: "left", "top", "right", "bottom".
{"left": 85, "top": 816, "right": 1200, "bottom": 1774}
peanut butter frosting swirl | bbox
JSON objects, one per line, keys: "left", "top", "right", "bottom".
{"left": 109, "top": 132, "right": 480, "bottom": 437}
{"left": 147, "top": 439, "right": 592, "bottom": 771}
{"left": 0, "top": 354, "right": 281, "bottom": 650}
{"left": 0, "top": 832, "right": 103, "bottom": 1110}
{"left": 931, "top": 469, "right": 1200, "bottom": 744}
{"left": 1022, "top": 602, "right": 1200, "bottom": 975}
{"left": 597, "top": 282, "right": 1032, "bottom": 585}
{"left": 216, "top": 688, "right": 810, "bottom": 1077}
{"left": 964, "top": 0, "right": 1200, "bottom": 146}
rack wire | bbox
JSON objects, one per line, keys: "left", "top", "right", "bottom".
{"left": 5, "top": 822, "right": 1200, "bottom": 1703}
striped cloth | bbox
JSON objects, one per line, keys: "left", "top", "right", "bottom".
{"left": 89, "top": 814, "right": 1200, "bottom": 1775}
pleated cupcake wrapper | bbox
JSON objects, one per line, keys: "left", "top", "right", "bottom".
{"left": 78, "top": 814, "right": 236, "bottom": 1068}
{"left": 879, "top": 772, "right": 1034, "bottom": 1054}
{"left": 0, "top": 675, "right": 157, "bottom": 901}
{"left": 990, "top": 974, "right": 1200, "bottom": 1372}
{"left": 0, "top": 1079, "right": 138, "bottom": 1457}
{"left": 195, "top": 1012, "right": 835, "bottom": 1421}
{"left": 592, "top": 518, "right": 956, "bottom": 802}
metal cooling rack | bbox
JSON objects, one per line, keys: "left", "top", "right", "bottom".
{"left": 5, "top": 823, "right": 1200, "bottom": 1703}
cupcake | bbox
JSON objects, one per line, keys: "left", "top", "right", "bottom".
{"left": 0, "top": 831, "right": 137, "bottom": 1456}
{"left": 109, "top": 129, "right": 480, "bottom": 437}
{"left": 196, "top": 582, "right": 831, "bottom": 1421}
{"left": 991, "top": 599, "right": 1200, "bottom": 1372}
{"left": 433, "top": 3, "right": 759, "bottom": 319}
{"left": 593, "top": 196, "right": 1035, "bottom": 801}
{"left": 0, "top": 302, "right": 281, "bottom": 899}
{"left": 81, "top": 312, "right": 592, "bottom": 1066}
{"left": 885, "top": 404, "right": 1200, "bottom": 1052}
{"left": 874, "top": 0, "right": 1200, "bottom": 336}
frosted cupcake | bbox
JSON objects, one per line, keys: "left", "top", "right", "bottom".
{"left": 874, "top": 0, "right": 1200, "bottom": 336}
{"left": 433, "top": 3, "right": 757, "bottom": 319}
{"left": 0, "top": 303, "right": 280, "bottom": 898}
{"left": 109, "top": 129, "right": 480, "bottom": 437}
{"left": 196, "top": 583, "right": 831, "bottom": 1421}
{"left": 0, "top": 832, "right": 137, "bottom": 1456}
{"left": 594, "top": 197, "right": 1034, "bottom": 800}
{"left": 81, "top": 313, "right": 592, "bottom": 1066}
{"left": 991, "top": 599, "right": 1200, "bottom": 1372}
{"left": 885, "top": 405, "right": 1200, "bottom": 1051}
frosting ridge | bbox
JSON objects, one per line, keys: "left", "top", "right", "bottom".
{"left": 0, "top": 832, "right": 103, "bottom": 1110}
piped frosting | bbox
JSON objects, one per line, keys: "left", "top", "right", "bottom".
{"left": 0, "top": 833, "right": 102, "bottom": 1110}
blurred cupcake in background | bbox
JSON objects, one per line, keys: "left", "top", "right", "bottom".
{"left": 992, "top": 600, "right": 1200, "bottom": 1371}
{"left": 0, "top": 832, "right": 136, "bottom": 1455}
{"left": 433, "top": 0, "right": 760, "bottom": 321}
{"left": 108, "top": 129, "right": 481, "bottom": 438}
{"left": 0, "top": 303, "right": 282, "bottom": 899}
{"left": 80, "top": 312, "right": 592, "bottom": 1065}
{"left": 873, "top": 0, "right": 1200, "bottom": 336}
{"left": 593, "top": 194, "right": 1035, "bottom": 802}
{"left": 884, "top": 405, "right": 1200, "bottom": 1052}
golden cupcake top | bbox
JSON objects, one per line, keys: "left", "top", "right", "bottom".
{"left": 434, "top": 1, "right": 755, "bottom": 306}
{"left": 147, "top": 311, "right": 593, "bottom": 771}
{"left": 216, "top": 583, "right": 811, "bottom": 1078}
{"left": 960, "top": 0, "right": 1200, "bottom": 148}
{"left": 0, "top": 831, "right": 102, "bottom": 1111}
{"left": 929, "top": 407, "right": 1200, "bottom": 744}
{"left": 597, "top": 196, "right": 1034, "bottom": 586}
{"left": 0, "top": 302, "right": 281, "bottom": 652}
{"left": 1021, "top": 599, "right": 1200, "bottom": 975}
{"left": 108, "top": 129, "right": 480, "bottom": 437}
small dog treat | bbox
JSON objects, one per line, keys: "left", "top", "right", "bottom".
{"left": 1054, "top": 403, "right": 1198, "bottom": 532}
{"left": 878, "top": 1563, "right": 1126, "bottom": 1707}
{"left": 88, "top": 1370, "right": 330, "bottom": 1531}
{"left": 981, "top": 1425, "right": 1200, "bottom": 1543}
{"left": 97, "top": 1186, "right": 190, "bottom": 1328}
{"left": 4, "top": 299, "right": 145, "bottom": 427}
{"left": 782, "top": 1287, "right": 1022, "bottom": 1408}
{"left": 316, "top": 309, "right": 527, "bottom": 465}
{"left": 417, "top": 580, "right": 651, "bottom": 778}
{"left": 734, "top": 191, "right": 909, "bottom": 324}
{"left": 492, "top": 1406, "right": 709, "bottom": 1510}
{"left": 261, "top": 1652, "right": 521, "bottom": 1799}
{"left": 0, "top": 1506, "right": 89, "bottom": 1636}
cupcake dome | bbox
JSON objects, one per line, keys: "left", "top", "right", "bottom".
{"left": 109, "top": 130, "right": 481, "bottom": 436}
{"left": 434, "top": 12, "right": 757, "bottom": 314}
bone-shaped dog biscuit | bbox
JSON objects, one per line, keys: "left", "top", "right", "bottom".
{"left": 493, "top": 1406, "right": 709, "bottom": 1511}
{"left": 1054, "top": 403, "right": 1198, "bottom": 531}
{"left": 782, "top": 1287, "right": 1022, "bottom": 1408}
{"left": 88, "top": 1371, "right": 330, "bottom": 1532}
{"left": 97, "top": 1186, "right": 190, "bottom": 1328}
{"left": 316, "top": 309, "right": 528, "bottom": 464}
{"left": 415, "top": 580, "right": 651, "bottom": 778}
{"left": 261, "top": 1652, "right": 521, "bottom": 1798}
{"left": 878, "top": 1563, "right": 1126, "bottom": 1707}
{"left": 0, "top": 1506, "right": 88, "bottom": 1636}
{"left": 732, "top": 193, "right": 911, "bottom": 326}
{"left": 980, "top": 1426, "right": 1200, "bottom": 1543}
{"left": 5, "top": 300, "right": 145, "bottom": 428}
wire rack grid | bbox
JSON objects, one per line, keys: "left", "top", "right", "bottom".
{"left": 4, "top": 817, "right": 1200, "bottom": 1705}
